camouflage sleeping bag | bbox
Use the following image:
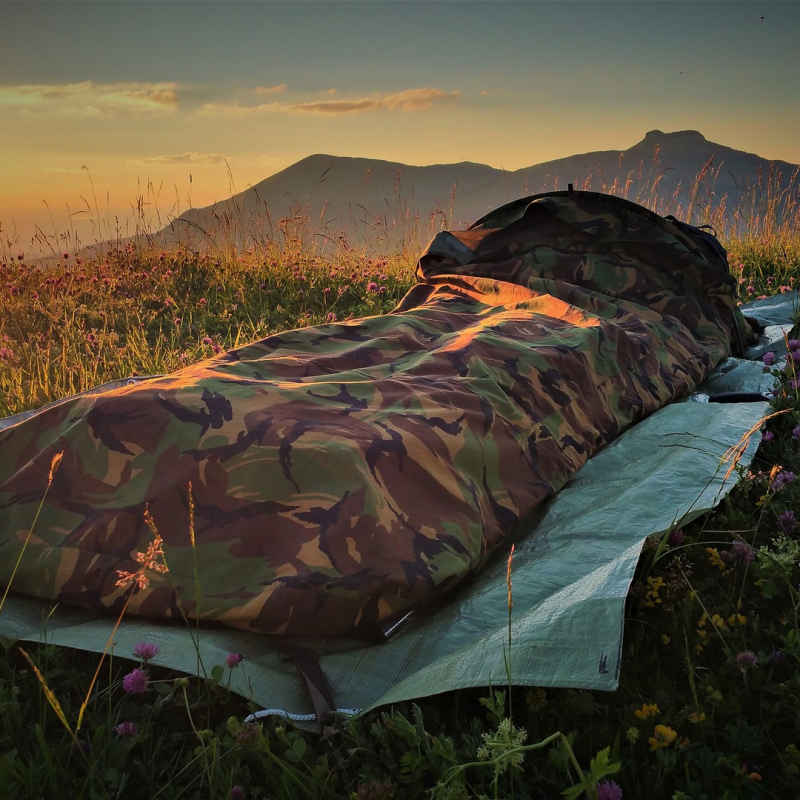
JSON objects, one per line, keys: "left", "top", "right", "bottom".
{"left": 0, "top": 191, "right": 750, "bottom": 638}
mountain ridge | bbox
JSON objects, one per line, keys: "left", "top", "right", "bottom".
{"left": 151, "top": 130, "right": 800, "bottom": 252}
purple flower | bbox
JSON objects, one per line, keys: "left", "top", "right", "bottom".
{"left": 719, "top": 549, "right": 733, "bottom": 563}
{"left": 761, "top": 430, "right": 774, "bottom": 443}
{"left": 366, "top": 281, "right": 379, "bottom": 292}
{"left": 771, "top": 471, "right": 796, "bottom": 491}
{"left": 778, "top": 510, "right": 797, "bottom": 533}
{"left": 769, "top": 649, "right": 787, "bottom": 663}
{"left": 668, "top": 528, "right": 684, "bottom": 546}
{"left": 596, "top": 780, "right": 624, "bottom": 800}
{"left": 763, "top": 351, "right": 776, "bottom": 367}
{"left": 793, "top": 425, "right": 800, "bottom": 440}
{"left": 115, "top": 721, "right": 139, "bottom": 738}
{"left": 736, "top": 650, "right": 758, "bottom": 670}
{"left": 230, "top": 787, "right": 245, "bottom": 800}
{"left": 788, "top": 339, "right": 800, "bottom": 352}
{"left": 733, "top": 540, "right": 755, "bottom": 563}
{"left": 746, "top": 285, "right": 755, "bottom": 294}
{"left": 132, "top": 642, "right": 160, "bottom": 663}
{"left": 122, "top": 668, "right": 148, "bottom": 695}
{"left": 202, "top": 336, "right": 213, "bottom": 345}
{"left": 225, "top": 653, "right": 244, "bottom": 669}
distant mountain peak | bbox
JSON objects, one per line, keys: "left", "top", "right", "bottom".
{"left": 643, "top": 129, "right": 707, "bottom": 142}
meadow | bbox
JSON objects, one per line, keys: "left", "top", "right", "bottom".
{"left": 1, "top": 174, "right": 799, "bottom": 800}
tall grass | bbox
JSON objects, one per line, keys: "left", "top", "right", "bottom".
{"left": 0, "top": 164, "right": 799, "bottom": 799}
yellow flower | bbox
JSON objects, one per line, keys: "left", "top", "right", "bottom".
{"left": 705, "top": 547, "right": 726, "bottom": 570}
{"left": 649, "top": 724, "right": 677, "bottom": 751}
{"left": 688, "top": 711, "right": 706, "bottom": 723}
{"left": 711, "top": 614, "right": 726, "bottom": 629}
{"left": 634, "top": 703, "right": 660, "bottom": 720}
{"left": 661, "top": 634, "right": 671, "bottom": 645}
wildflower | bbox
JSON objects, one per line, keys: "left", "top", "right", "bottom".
{"left": 326, "top": 312, "right": 337, "bottom": 323}
{"left": 644, "top": 576, "right": 664, "bottom": 606}
{"left": 761, "top": 430, "right": 774, "bottom": 444}
{"left": 323, "top": 286, "right": 331, "bottom": 295}
{"left": 769, "top": 648, "right": 786, "bottom": 663}
{"left": 649, "top": 724, "right": 677, "bottom": 751}
{"left": 596, "top": 780, "right": 623, "bottom": 800}
{"left": 235, "top": 722, "right": 259, "bottom": 745}
{"left": 719, "top": 550, "right": 733, "bottom": 564}
{"left": 212, "top": 343, "right": 222, "bottom": 354}
{"left": 225, "top": 653, "right": 244, "bottom": 669}
{"left": 62, "top": 252, "right": 69, "bottom": 260}
{"left": 778, "top": 510, "right": 797, "bottom": 533}
{"left": 668, "top": 528, "right": 684, "bottom": 546}
{"left": 771, "top": 471, "right": 796, "bottom": 491}
{"left": 173, "top": 317, "right": 181, "bottom": 326}
{"left": 788, "top": 339, "right": 800, "bottom": 352}
{"left": 230, "top": 786, "right": 245, "bottom": 800}
{"left": 763, "top": 351, "right": 776, "bottom": 367}
{"left": 705, "top": 547, "right": 726, "bottom": 570}
{"left": 736, "top": 651, "right": 758, "bottom": 670}
{"left": 746, "top": 285, "right": 755, "bottom": 294}
{"left": 132, "top": 642, "right": 160, "bottom": 663}
{"left": 733, "top": 540, "right": 755, "bottom": 563}
{"left": 794, "top": 425, "right": 800, "bottom": 440}
{"left": 198, "top": 297, "right": 207, "bottom": 305}
{"left": 115, "top": 721, "right": 139, "bottom": 738}
{"left": 202, "top": 336, "right": 213, "bottom": 345}
{"left": 625, "top": 726, "right": 640, "bottom": 743}
{"left": 688, "top": 711, "right": 706, "bottom": 723}
{"left": 634, "top": 703, "right": 659, "bottom": 719}
{"left": 366, "top": 281, "right": 379, "bottom": 292}
{"left": 122, "top": 668, "right": 148, "bottom": 694}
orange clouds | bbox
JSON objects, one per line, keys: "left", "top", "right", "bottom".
{"left": 139, "top": 152, "right": 227, "bottom": 165}
{"left": 0, "top": 82, "right": 180, "bottom": 112}
{"left": 198, "top": 86, "right": 459, "bottom": 117}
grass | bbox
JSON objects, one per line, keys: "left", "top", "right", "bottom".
{"left": 1, "top": 173, "right": 799, "bottom": 800}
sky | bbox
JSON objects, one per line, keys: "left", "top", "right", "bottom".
{"left": 2, "top": 0, "right": 799, "bottom": 253}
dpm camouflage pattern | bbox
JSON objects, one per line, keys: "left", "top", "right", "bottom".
{"left": 0, "top": 192, "right": 751, "bottom": 638}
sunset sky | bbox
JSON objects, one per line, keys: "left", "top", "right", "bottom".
{"left": 2, "top": 0, "right": 799, "bottom": 253}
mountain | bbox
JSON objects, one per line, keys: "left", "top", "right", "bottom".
{"left": 152, "top": 130, "right": 800, "bottom": 253}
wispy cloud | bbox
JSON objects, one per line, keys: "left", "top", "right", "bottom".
{"left": 0, "top": 82, "right": 180, "bottom": 112}
{"left": 138, "top": 152, "right": 227, "bottom": 165}
{"left": 198, "top": 87, "right": 459, "bottom": 117}
{"left": 254, "top": 83, "right": 288, "bottom": 95}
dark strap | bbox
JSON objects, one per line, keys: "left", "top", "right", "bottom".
{"left": 277, "top": 642, "right": 336, "bottom": 731}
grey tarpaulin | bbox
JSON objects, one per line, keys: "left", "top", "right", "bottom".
{"left": 0, "top": 292, "right": 796, "bottom": 723}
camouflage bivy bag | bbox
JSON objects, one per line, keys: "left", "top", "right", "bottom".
{"left": 0, "top": 191, "right": 751, "bottom": 639}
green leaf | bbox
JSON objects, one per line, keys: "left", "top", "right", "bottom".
{"left": 291, "top": 736, "right": 308, "bottom": 759}
{"left": 209, "top": 664, "right": 224, "bottom": 685}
